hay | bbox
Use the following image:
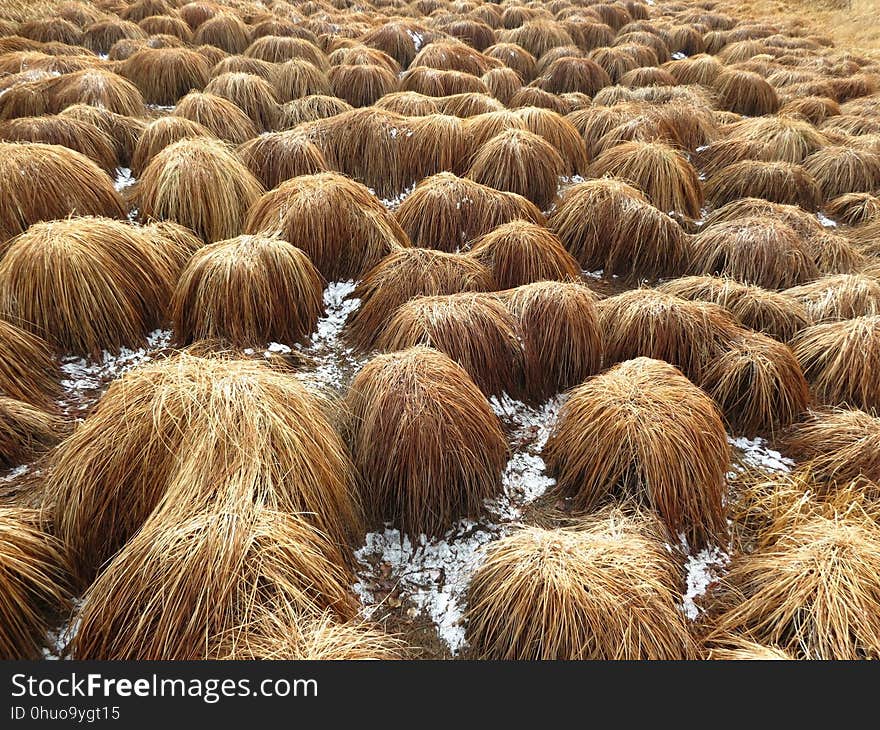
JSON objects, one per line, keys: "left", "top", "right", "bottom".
{"left": 204, "top": 71, "right": 279, "bottom": 131}
{"left": 171, "top": 234, "right": 323, "bottom": 348}
{"left": 544, "top": 357, "right": 729, "bottom": 546}
{"left": 137, "top": 136, "right": 264, "bottom": 243}
{"left": 245, "top": 172, "right": 409, "bottom": 280}
{"left": 785, "top": 273, "right": 880, "bottom": 322}
{"left": 658, "top": 276, "right": 811, "bottom": 342}
{"left": 47, "top": 353, "right": 361, "bottom": 585}
{"left": 548, "top": 178, "right": 688, "bottom": 279}
{"left": 121, "top": 46, "right": 210, "bottom": 105}
{"left": 792, "top": 316, "right": 880, "bottom": 410}
{"left": 0, "top": 142, "right": 125, "bottom": 242}
{"left": 173, "top": 90, "right": 258, "bottom": 144}
{"left": 704, "top": 160, "right": 822, "bottom": 212}
{"left": 376, "top": 292, "right": 525, "bottom": 398}
{"left": 346, "top": 248, "right": 493, "bottom": 352}
{"left": 700, "top": 330, "right": 809, "bottom": 436}
{"left": 467, "top": 128, "right": 564, "bottom": 211}
{"left": 465, "top": 513, "right": 696, "bottom": 660}
{"left": 130, "top": 115, "right": 212, "bottom": 177}
{"left": 343, "top": 346, "right": 507, "bottom": 536}
{"left": 467, "top": 219, "right": 580, "bottom": 289}
{"left": 504, "top": 281, "right": 602, "bottom": 401}
{"left": 235, "top": 129, "right": 328, "bottom": 189}
{"left": 690, "top": 216, "right": 819, "bottom": 290}
{"left": 803, "top": 145, "right": 880, "bottom": 201}
{"left": 0, "top": 397, "right": 63, "bottom": 467}
{"left": 589, "top": 140, "right": 702, "bottom": 217}
{"left": 0, "top": 507, "right": 71, "bottom": 659}
{"left": 0, "top": 217, "right": 176, "bottom": 356}
{"left": 70, "top": 508, "right": 358, "bottom": 660}
{"left": 395, "top": 171, "right": 544, "bottom": 252}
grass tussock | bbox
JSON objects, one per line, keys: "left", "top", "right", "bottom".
{"left": 543, "top": 358, "right": 729, "bottom": 547}
{"left": 171, "top": 235, "right": 324, "bottom": 349}
{"left": 0, "top": 142, "right": 125, "bottom": 242}
{"left": 704, "top": 160, "right": 822, "bottom": 211}
{"left": 121, "top": 46, "right": 210, "bottom": 105}
{"left": 57, "top": 105, "right": 145, "bottom": 169}
{"left": 51, "top": 68, "right": 146, "bottom": 118}
{"left": 0, "top": 507, "right": 71, "bottom": 659}
{"left": 792, "top": 315, "right": 880, "bottom": 410}
{"left": 343, "top": 346, "right": 507, "bottom": 537}
{"left": 823, "top": 192, "right": 880, "bottom": 226}
{"left": 0, "top": 397, "right": 63, "bottom": 467}
{"left": 347, "top": 248, "right": 494, "bottom": 352}
{"left": 137, "top": 137, "right": 264, "bottom": 243}
{"left": 0, "top": 319, "right": 60, "bottom": 409}
{"left": 465, "top": 511, "right": 697, "bottom": 659}
{"left": 504, "top": 281, "right": 603, "bottom": 401}
{"left": 204, "top": 72, "right": 279, "bottom": 131}
{"left": 235, "top": 130, "right": 328, "bottom": 190}
{"left": 130, "top": 116, "right": 212, "bottom": 177}
{"left": 376, "top": 292, "right": 525, "bottom": 398}
{"left": 785, "top": 273, "right": 880, "bottom": 322}
{"left": 245, "top": 172, "right": 409, "bottom": 280}
{"left": 277, "top": 94, "right": 352, "bottom": 127}
{"left": 173, "top": 91, "right": 258, "bottom": 145}
{"left": 713, "top": 68, "right": 780, "bottom": 116}
{"left": 803, "top": 145, "right": 880, "bottom": 201}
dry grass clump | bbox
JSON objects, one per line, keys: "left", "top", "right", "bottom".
{"left": 70, "top": 508, "right": 358, "bottom": 660}
{"left": 343, "top": 346, "right": 507, "bottom": 537}
{"left": 438, "top": 92, "right": 504, "bottom": 118}
{"left": 780, "top": 95, "right": 841, "bottom": 126}
{"left": 481, "top": 66, "right": 523, "bottom": 105}
{"left": 246, "top": 172, "right": 408, "bottom": 280}
{"left": 173, "top": 91, "right": 257, "bottom": 144}
{"left": 46, "top": 353, "right": 360, "bottom": 585}
{"left": 346, "top": 248, "right": 493, "bottom": 352}
{"left": 121, "top": 46, "right": 210, "bottom": 105}
{"left": 0, "top": 78, "right": 56, "bottom": 121}
{"left": 57, "top": 104, "right": 145, "bottom": 168}
{"left": 513, "top": 105, "right": 589, "bottom": 175}
{"left": 705, "top": 635, "right": 793, "bottom": 660}
{"left": 467, "top": 128, "right": 564, "bottom": 211}
{"left": 204, "top": 72, "right": 279, "bottom": 131}
{"left": 597, "top": 288, "right": 739, "bottom": 380}
{"left": 783, "top": 407, "right": 880, "bottom": 486}
{"left": 138, "top": 15, "right": 193, "bottom": 43}
{"left": 210, "top": 604, "right": 407, "bottom": 660}
{"left": 0, "top": 319, "right": 60, "bottom": 409}
{"left": 0, "top": 142, "right": 125, "bottom": 241}
{"left": 690, "top": 216, "right": 819, "bottom": 290}
{"left": 720, "top": 114, "right": 829, "bottom": 166}
{"left": 277, "top": 94, "right": 352, "bottom": 127}
{"left": 0, "top": 115, "right": 119, "bottom": 175}
{"left": 0, "top": 397, "right": 63, "bottom": 467}
{"left": 376, "top": 293, "right": 524, "bottom": 398}
{"left": 130, "top": 116, "right": 212, "bottom": 177}
{"left": 192, "top": 12, "right": 251, "bottom": 53}
{"left": 803, "top": 145, "right": 880, "bottom": 201}
{"left": 710, "top": 511, "right": 880, "bottom": 660}
{"left": 544, "top": 357, "right": 729, "bottom": 546}
{"left": 396, "top": 172, "right": 544, "bottom": 252}
{"left": 484, "top": 41, "right": 537, "bottom": 81}
{"left": 713, "top": 68, "right": 780, "bottom": 116}
{"left": 83, "top": 18, "right": 147, "bottom": 53}
{"left": 467, "top": 220, "right": 579, "bottom": 290}
{"left": 700, "top": 330, "right": 809, "bottom": 436}
{"left": 211, "top": 54, "right": 274, "bottom": 81}
{"left": 658, "top": 276, "right": 811, "bottom": 342}
{"left": 0, "top": 217, "right": 177, "bottom": 356}
{"left": 664, "top": 53, "right": 723, "bottom": 86}
{"left": 171, "top": 235, "right": 323, "bottom": 348}
{"left": 784, "top": 273, "right": 880, "bottom": 322}
{"left": 848, "top": 218, "right": 880, "bottom": 257}
{"left": 0, "top": 507, "right": 71, "bottom": 659}
{"left": 137, "top": 137, "right": 264, "bottom": 243}
{"left": 534, "top": 56, "right": 610, "bottom": 96}
{"left": 462, "top": 109, "right": 527, "bottom": 150}
{"left": 235, "top": 130, "right": 328, "bottom": 189}
{"left": 508, "top": 85, "right": 570, "bottom": 115}
{"left": 246, "top": 35, "right": 325, "bottom": 66}
{"left": 51, "top": 68, "right": 146, "bottom": 118}
{"left": 589, "top": 140, "right": 702, "bottom": 217}
{"left": 465, "top": 513, "right": 696, "bottom": 660}
{"left": 704, "top": 160, "right": 822, "bottom": 212}
{"left": 411, "top": 40, "right": 492, "bottom": 77}
{"left": 548, "top": 178, "right": 688, "bottom": 279}
{"left": 792, "top": 315, "right": 880, "bottom": 410}
{"left": 375, "top": 91, "right": 440, "bottom": 116}
{"left": 701, "top": 197, "right": 825, "bottom": 239}
{"left": 400, "top": 66, "right": 490, "bottom": 97}
{"left": 504, "top": 281, "right": 602, "bottom": 401}
{"left": 329, "top": 63, "right": 398, "bottom": 107}
{"left": 824, "top": 192, "right": 880, "bottom": 226}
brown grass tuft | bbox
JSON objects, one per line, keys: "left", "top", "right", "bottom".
{"left": 376, "top": 292, "right": 525, "bottom": 398}
{"left": 137, "top": 137, "right": 264, "bottom": 243}
{"left": 0, "top": 397, "right": 63, "bottom": 467}
{"left": 343, "top": 346, "right": 507, "bottom": 537}
{"left": 57, "top": 104, "right": 144, "bottom": 168}
{"left": 375, "top": 90, "right": 440, "bottom": 116}
{"left": 544, "top": 357, "right": 729, "bottom": 546}
{"left": 204, "top": 72, "right": 278, "bottom": 131}
{"left": 690, "top": 216, "right": 819, "bottom": 290}
{"left": 0, "top": 507, "right": 71, "bottom": 659}
{"left": 713, "top": 68, "right": 780, "bottom": 116}
{"left": 705, "top": 635, "right": 792, "bottom": 660}
{"left": 803, "top": 145, "right": 880, "bottom": 201}
{"left": 346, "top": 248, "right": 493, "bottom": 352}
{"left": 514, "top": 105, "right": 589, "bottom": 175}
{"left": 549, "top": 178, "right": 688, "bottom": 279}
{"left": 823, "top": 192, "right": 880, "bottom": 226}
{"left": 83, "top": 18, "right": 146, "bottom": 54}
{"left": 704, "top": 160, "right": 822, "bottom": 211}
{"left": 395, "top": 172, "right": 544, "bottom": 252}
{"left": 130, "top": 115, "right": 212, "bottom": 177}
{"left": 785, "top": 273, "right": 880, "bottom": 322}
{"left": 484, "top": 41, "right": 537, "bottom": 81}
{"left": 120, "top": 46, "right": 210, "bottom": 105}
{"left": 0, "top": 319, "right": 60, "bottom": 410}
{"left": 658, "top": 275, "right": 811, "bottom": 342}
{"left": 329, "top": 63, "right": 398, "bottom": 107}
{"left": 401, "top": 66, "right": 490, "bottom": 97}
{"left": 467, "top": 219, "right": 580, "bottom": 289}
{"left": 700, "top": 330, "right": 809, "bottom": 436}
{"left": 235, "top": 130, "right": 328, "bottom": 189}
{"left": 465, "top": 512, "right": 696, "bottom": 660}
{"left": 173, "top": 90, "right": 258, "bottom": 144}
{"left": 480, "top": 66, "right": 522, "bottom": 105}
{"left": 792, "top": 315, "right": 880, "bottom": 410}
{"left": 51, "top": 68, "right": 146, "bottom": 118}
{"left": 535, "top": 55, "right": 610, "bottom": 95}
{"left": 277, "top": 94, "right": 352, "bottom": 127}
{"left": 192, "top": 12, "right": 251, "bottom": 54}
{"left": 171, "top": 235, "right": 323, "bottom": 349}
{"left": 504, "top": 281, "right": 602, "bottom": 400}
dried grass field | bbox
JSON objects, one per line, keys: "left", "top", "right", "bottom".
{"left": 0, "top": 0, "right": 879, "bottom": 661}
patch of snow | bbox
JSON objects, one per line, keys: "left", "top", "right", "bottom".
{"left": 728, "top": 435, "right": 794, "bottom": 474}
{"left": 680, "top": 539, "right": 729, "bottom": 620}
{"left": 407, "top": 29, "right": 425, "bottom": 52}
{"left": 816, "top": 212, "right": 838, "bottom": 227}
{"left": 671, "top": 51, "right": 687, "bottom": 60}
{"left": 1, "top": 464, "right": 29, "bottom": 482}
{"left": 265, "top": 341, "right": 291, "bottom": 356}
{"left": 583, "top": 269, "right": 604, "bottom": 279}
{"left": 380, "top": 182, "right": 415, "bottom": 211}
{"left": 113, "top": 167, "right": 135, "bottom": 192}
{"left": 42, "top": 601, "right": 81, "bottom": 660}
